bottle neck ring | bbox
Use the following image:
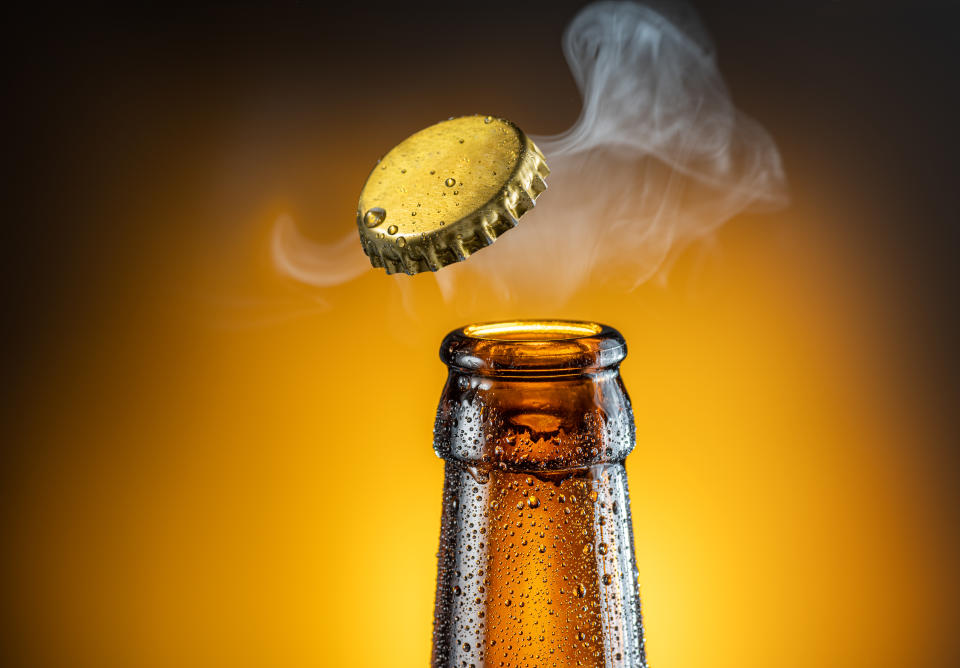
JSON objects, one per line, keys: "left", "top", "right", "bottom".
{"left": 440, "top": 320, "right": 627, "bottom": 376}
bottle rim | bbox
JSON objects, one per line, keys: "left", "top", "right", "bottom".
{"left": 440, "top": 319, "right": 626, "bottom": 373}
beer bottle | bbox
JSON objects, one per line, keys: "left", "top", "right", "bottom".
{"left": 431, "top": 320, "right": 648, "bottom": 667}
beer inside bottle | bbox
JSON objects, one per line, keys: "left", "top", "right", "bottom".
{"left": 432, "top": 321, "right": 647, "bottom": 667}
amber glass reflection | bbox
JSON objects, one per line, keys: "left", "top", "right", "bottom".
{"left": 431, "top": 320, "right": 647, "bottom": 667}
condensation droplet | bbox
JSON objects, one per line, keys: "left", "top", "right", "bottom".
{"left": 575, "top": 584, "right": 586, "bottom": 598}
{"left": 397, "top": 237, "right": 406, "bottom": 248}
{"left": 363, "top": 207, "right": 386, "bottom": 228}
{"left": 527, "top": 495, "right": 540, "bottom": 509}
{"left": 602, "top": 574, "right": 613, "bottom": 585}
{"left": 484, "top": 115, "right": 493, "bottom": 124}
{"left": 386, "top": 224, "right": 398, "bottom": 234}
{"left": 445, "top": 177, "right": 456, "bottom": 187}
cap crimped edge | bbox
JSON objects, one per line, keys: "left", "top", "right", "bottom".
{"left": 358, "top": 128, "right": 550, "bottom": 275}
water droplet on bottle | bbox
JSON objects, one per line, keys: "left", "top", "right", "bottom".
{"left": 538, "top": 544, "right": 546, "bottom": 553}
{"left": 400, "top": 168, "right": 406, "bottom": 174}
{"left": 577, "top": 631, "right": 586, "bottom": 641}
{"left": 484, "top": 116, "right": 493, "bottom": 124}
{"left": 602, "top": 574, "right": 613, "bottom": 585}
{"left": 598, "top": 543, "right": 608, "bottom": 555}
{"left": 583, "top": 543, "right": 593, "bottom": 555}
{"left": 411, "top": 211, "right": 416, "bottom": 216}
{"left": 453, "top": 190, "right": 459, "bottom": 195}
{"left": 430, "top": 169, "right": 436, "bottom": 175}
{"left": 462, "top": 642, "right": 471, "bottom": 652}
{"left": 445, "top": 177, "right": 456, "bottom": 187}
{"left": 397, "top": 237, "right": 406, "bottom": 247}
{"left": 504, "top": 599, "right": 512, "bottom": 606}
{"left": 363, "top": 207, "right": 386, "bottom": 228}
{"left": 458, "top": 138, "right": 464, "bottom": 144}
{"left": 527, "top": 495, "right": 540, "bottom": 509}
{"left": 387, "top": 224, "right": 398, "bottom": 234}
{"left": 575, "top": 584, "right": 586, "bottom": 598}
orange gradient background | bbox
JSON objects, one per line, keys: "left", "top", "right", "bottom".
{"left": 5, "top": 2, "right": 958, "bottom": 667}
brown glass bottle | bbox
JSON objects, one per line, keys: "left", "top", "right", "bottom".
{"left": 431, "top": 321, "right": 647, "bottom": 667}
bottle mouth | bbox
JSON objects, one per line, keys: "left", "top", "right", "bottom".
{"left": 441, "top": 319, "right": 626, "bottom": 373}
{"left": 462, "top": 320, "right": 603, "bottom": 341}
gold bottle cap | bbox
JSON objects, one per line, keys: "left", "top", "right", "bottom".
{"left": 356, "top": 115, "right": 550, "bottom": 275}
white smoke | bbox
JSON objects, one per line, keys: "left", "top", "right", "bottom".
{"left": 272, "top": 0, "right": 787, "bottom": 304}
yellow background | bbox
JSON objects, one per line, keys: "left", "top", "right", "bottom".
{"left": 5, "top": 4, "right": 958, "bottom": 666}
{"left": 10, "top": 196, "right": 958, "bottom": 666}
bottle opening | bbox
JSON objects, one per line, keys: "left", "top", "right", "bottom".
{"left": 463, "top": 320, "right": 603, "bottom": 341}
{"left": 441, "top": 319, "right": 626, "bottom": 373}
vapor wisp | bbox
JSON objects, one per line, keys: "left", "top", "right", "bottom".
{"left": 272, "top": 0, "right": 787, "bottom": 304}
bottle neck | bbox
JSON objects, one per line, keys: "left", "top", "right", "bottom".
{"left": 435, "top": 320, "right": 635, "bottom": 471}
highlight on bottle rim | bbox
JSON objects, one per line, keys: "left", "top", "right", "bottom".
{"left": 356, "top": 115, "right": 550, "bottom": 275}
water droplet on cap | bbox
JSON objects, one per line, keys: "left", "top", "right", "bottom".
{"left": 363, "top": 207, "right": 386, "bottom": 228}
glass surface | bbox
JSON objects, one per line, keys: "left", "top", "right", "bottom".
{"left": 431, "top": 320, "right": 647, "bottom": 667}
